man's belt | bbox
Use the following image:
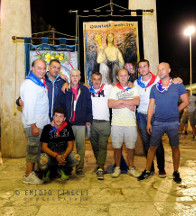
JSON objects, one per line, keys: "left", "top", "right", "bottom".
{"left": 93, "top": 119, "right": 108, "bottom": 123}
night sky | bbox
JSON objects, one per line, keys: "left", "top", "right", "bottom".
{"left": 30, "top": 0, "right": 196, "bottom": 85}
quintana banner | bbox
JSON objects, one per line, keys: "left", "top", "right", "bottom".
{"left": 83, "top": 21, "right": 140, "bottom": 84}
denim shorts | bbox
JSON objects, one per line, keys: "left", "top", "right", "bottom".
{"left": 149, "top": 121, "right": 180, "bottom": 147}
{"left": 25, "top": 127, "right": 42, "bottom": 163}
{"left": 111, "top": 125, "right": 137, "bottom": 149}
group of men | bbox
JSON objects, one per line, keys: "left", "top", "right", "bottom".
{"left": 19, "top": 58, "right": 189, "bottom": 185}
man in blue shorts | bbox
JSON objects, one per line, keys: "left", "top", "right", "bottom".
{"left": 138, "top": 62, "right": 189, "bottom": 183}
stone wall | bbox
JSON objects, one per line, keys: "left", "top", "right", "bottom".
{"left": 129, "top": 0, "right": 159, "bottom": 74}
{"left": 129, "top": 0, "right": 159, "bottom": 155}
{"left": 0, "top": 0, "right": 31, "bottom": 157}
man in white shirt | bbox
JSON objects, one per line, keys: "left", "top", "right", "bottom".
{"left": 89, "top": 72, "right": 112, "bottom": 180}
{"left": 134, "top": 59, "right": 166, "bottom": 177}
{"left": 20, "top": 59, "right": 49, "bottom": 184}
{"left": 108, "top": 68, "right": 140, "bottom": 178}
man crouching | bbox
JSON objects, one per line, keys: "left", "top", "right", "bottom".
{"left": 39, "top": 107, "right": 80, "bottom": 183}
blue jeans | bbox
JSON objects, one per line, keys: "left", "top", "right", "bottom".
{"left": 136, "top": 112, "right": 165, "bottom": 172}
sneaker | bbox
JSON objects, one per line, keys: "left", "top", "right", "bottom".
{"left": 23, "top": 171, "right": 43, "bottom": 185}
{"left": 137, "top": 170, "right": 151, "bottom": 181}
{"left": 59, "top": 169, "right": 70, "bottom": 181}
{"left": 42, "top": 170, "right": 51, "bottom": 183}
{"left": 173, "top": 171, "right": 182, "bottom": 183}
{"left": 127, "top": 167, "right": 140, "bottom": 177}
{"left": 96, "top": 168, "right": 104, "bottom": 180}
{"left": 76, "top": 170, "right": 85, "bottom": 177}
{"left": 159, "top": 170, "right": 166, "bottom": 178}
{"left": 111, "top": 167, "right": 121, "bottom": 178}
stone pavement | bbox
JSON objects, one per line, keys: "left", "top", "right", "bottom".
{"left": 0, "top": 134, "right": 196, "bottom": 216}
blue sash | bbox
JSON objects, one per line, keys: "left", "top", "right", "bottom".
{"left": 26, "top": 71, "right": 47, "bottom": 88}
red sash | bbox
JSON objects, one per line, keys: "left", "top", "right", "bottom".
{"left": 56, "top": 121, "right": 67, "bottom": 137}
{"left": 116, "top": 82, "right": 131, "bottom": 92}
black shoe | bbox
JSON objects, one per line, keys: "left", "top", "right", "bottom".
{"left": 96, "top": 168, "right": 104, "bottom": 180}
{"left": 184, "top": 131, "right": 188, "bottom": 135}
{"left": 137, "top": 170, "right": 151, "bottom": 181}
{"left": 173, "top": 171, "right": 182, "bottom": 183}
{"left": 159, "top": 170, "right": 166, "bottom": 178}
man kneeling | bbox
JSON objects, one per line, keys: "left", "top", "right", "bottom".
{"left": 39, "top": 107, "right": 80, "bottom": 182}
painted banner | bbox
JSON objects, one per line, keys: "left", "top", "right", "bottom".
{"left": 24, "top": 37, "right": 78, "bottom": 82}
{"left": 30, "top": 51, "right": 78, "bottom": 82}
{"left": 83, "top": 21, "right": 140, "bottom": 84}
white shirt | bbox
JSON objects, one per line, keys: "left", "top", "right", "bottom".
{"left": 91, "top": 84, "right": 112, "bottom": 121}
{"left": 20, "top": 79, "right": 50, "bottom": 129}
{"left": 109, "top": 86, "right": 139, "bottom": 126}
{"left": 134, "top": 76, "right": 160, "bottom": 114}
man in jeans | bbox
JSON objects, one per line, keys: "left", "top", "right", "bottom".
{"left": 39, "top": 107, "right": 80, "bottom": 182}
{"left": 134, "top": 59, "right": 166, "bottom": 177}
{"left": 20, "top": 59, "right": 49, "bottom": 185}
{"left": 89, "top": 72, "right": 112, "bottom": 180}
{"left": 44, "top": 59, "right": 67, "bottom": 121}
{"left": 138, "top": 62, "right": 189, "bottom": 183}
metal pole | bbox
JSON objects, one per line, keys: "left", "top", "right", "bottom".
{"left": 68, "top": 9, "right": 154, "bottom": 14}
{"left": 12, "top": 36, "right": 75, "bottom": 41}
{"left": 190, "top": 35, "right": 193, "bottom": 95}
{"left": 110, "top": 0, "right": 113, "bottom": 15}
{"left": 52, "top": 27, "right": 55, "bottom": 45}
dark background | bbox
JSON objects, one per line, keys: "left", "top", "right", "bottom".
{"left": 29, "top": 0, "right": 196, "bottom": 84}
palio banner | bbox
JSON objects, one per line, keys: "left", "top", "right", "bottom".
{"left": 30, "top": 51, "right": 78, "bottom": 82}
{"left": 83, "top": 21, "right": 140, "bottom": 84}
{"left": 24, "top": 37, "right": 78, "bottom": 82}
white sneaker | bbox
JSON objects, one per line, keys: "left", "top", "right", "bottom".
{"left": 111, "top": 167, "right": 121, "bottom": 178}
{"left": 23, "top": 171, "right": 43, "bottom": 185}
{"left": 128, "top": 167, "right": 140, "bottom": 178}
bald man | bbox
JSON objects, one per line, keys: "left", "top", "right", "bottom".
{"left": 20, "top": 59, "right": 50, "bottom": 185}
{"left": 138, "top": 62, "right": 189, "bottom": 183}
{"left": 108, "top": 68, "right": 140, "bottom": 178}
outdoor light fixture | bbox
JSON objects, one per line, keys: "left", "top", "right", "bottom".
{"left": 184, "top": 26, "right": 195, "bottom": 95}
